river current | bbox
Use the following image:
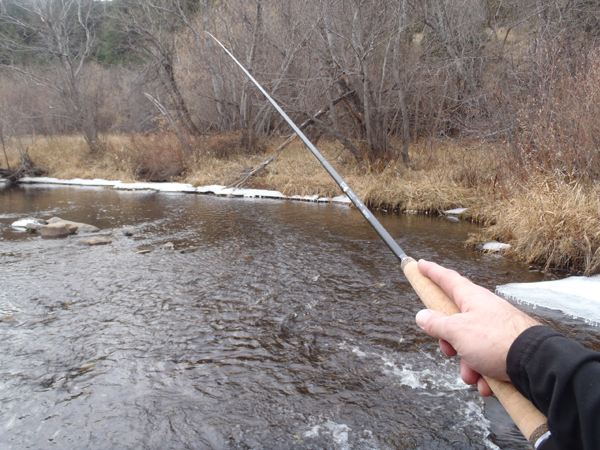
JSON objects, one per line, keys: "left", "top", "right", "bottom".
{"left": 1, "top": 182, "right": 597, "bottom": 449}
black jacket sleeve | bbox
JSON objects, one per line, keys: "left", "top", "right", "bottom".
{"left": 507, "top": 325, "right": 600, "bottom": 450}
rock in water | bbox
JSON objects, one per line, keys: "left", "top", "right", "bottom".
{"left": 25, "top": 222, "right": 43, "bottom": 232}
{"left": 41, "top": 223, "right": 78, "bottom": 239}
{"left": 123, "top": 228, "right": 137, "bottom": 237}
{"left": 47, "top": 217, "right": 100, "bottom": 233}
{"left": 164, "top": 242, "right": 175, "bottom": 250}
{"left": 77, "top": 238, "right": 112, "bottom": 246}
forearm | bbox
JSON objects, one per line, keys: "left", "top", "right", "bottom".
{"left": 507, "top": 326, "right": 600, "bottom": 450}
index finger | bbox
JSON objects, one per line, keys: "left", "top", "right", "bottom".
{"left": 417, "top": 259, "right": 475, "bottom": 311}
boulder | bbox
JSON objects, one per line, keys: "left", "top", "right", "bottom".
{"left": 48, "top": 217, "right": 100, "bottom": 233}
{"left": 41, "top": 223, "right": 78, "bottom": 239}
{"left": 77, "top": 237, "right": 112, "bottom": 246}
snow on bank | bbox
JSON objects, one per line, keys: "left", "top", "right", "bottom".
{"left": 483, "top": 242, "right": 511, "bottom": 252}
{"left": 17, "top": 177, "right": 351, "bottom": 204}
{"left": 497, "top": 276, "right": 600, "bottom": 325}
{"left": 20, "top": 177, "right": 121, "bottom": 186}
{"left": 114, "top": 182, "right": 196, "bottom": 193}
{"left": 444, "top": 208, "right": 468, "bottom": 215}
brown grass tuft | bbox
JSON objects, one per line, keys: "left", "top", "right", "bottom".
{"left": 478, "top": 178, "right": 600, "bottom": 275}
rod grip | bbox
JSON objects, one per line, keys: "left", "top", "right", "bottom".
{"left": 401, "top": 257, "right": 549, "bottom": 446}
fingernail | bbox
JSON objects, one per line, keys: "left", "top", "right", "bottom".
{"left": 416, "top": 309, "right": 432, "bottom": 329}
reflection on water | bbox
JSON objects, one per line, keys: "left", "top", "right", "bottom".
{"left": 0, "top": 184, "right": 596, "bottom": 449}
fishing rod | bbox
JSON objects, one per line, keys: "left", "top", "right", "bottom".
{"left": 208, "top": 32, "right": 549, "bottom": 449}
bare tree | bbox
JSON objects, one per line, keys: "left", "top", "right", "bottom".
{"left": 118, "top": 0, "right": 202, "bottom": 136}
{"left": 0, "top": 0, "right": 103, "bottom": 152}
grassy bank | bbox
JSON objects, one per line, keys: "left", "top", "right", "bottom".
{"left": 5, "top": 134, "right": 600, "bottom": 275}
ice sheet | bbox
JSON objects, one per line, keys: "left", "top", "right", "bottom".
{"left": 496, "top": 276, "right": 600, "bottom": 324}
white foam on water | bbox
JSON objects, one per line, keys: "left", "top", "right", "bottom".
{"left": 339, "top": 343, "right": 499, "bottom": 448}
{"left": 302, "top": 419, "right": 358, "bottom": 450}
{"left": 496, "top": 276, "right": 600, "bottom": 325}
{"left": 338, "top": 343, "right": 464, "bottom": 392}
{"left": 460, "top": 400, "right": 501, "bottom": 450}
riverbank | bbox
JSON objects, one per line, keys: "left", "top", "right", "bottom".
{"left": 3, "top": 134, "right": 600, "bottom": 275}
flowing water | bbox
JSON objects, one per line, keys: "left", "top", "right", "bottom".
{"left": 1, "top": 183, "right": 598, "bottom": 450}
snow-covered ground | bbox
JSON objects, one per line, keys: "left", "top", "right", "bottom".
{"left": 18, "top": 177, "right": 352, "bottom": 204}
{"left": 497, "top": 276, "right": 600, "bottom": 325}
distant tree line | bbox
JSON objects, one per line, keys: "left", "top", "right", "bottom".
{"left": 0, "top": 0, "right": 599, "bottom": 173}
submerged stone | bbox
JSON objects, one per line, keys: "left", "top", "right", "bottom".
{"left": 77, "top": 237, "right": 112, "bottom": 246}
{"left": 41, "top": 223, "right": 78, "bottom": 238}
{"left": 48, "top": 217, "right": 100, "bottom": 233}
{"left": 123, "top": 228, "right": 138, "bottom": 237}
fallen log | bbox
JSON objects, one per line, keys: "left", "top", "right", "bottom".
{"left": 0, "top": 148, "right": 44, "bottom": 183}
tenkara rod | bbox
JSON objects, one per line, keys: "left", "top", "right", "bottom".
{"left": 209, "top": 33, "right": 550, "bottom": 449}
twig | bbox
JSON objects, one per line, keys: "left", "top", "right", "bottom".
{"left": 228, "top": 91, "right": 355, "bottom": 188}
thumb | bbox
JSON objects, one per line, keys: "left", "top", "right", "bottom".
{"left": 415, "top": 309, "right": 452, "bottom": 341}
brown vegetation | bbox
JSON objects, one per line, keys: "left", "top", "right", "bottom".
{"left": 1, "top": 0, "right": 600, "bottom": 274}
{"left": 5, "top": 131, "right": 599, "bottom": 275}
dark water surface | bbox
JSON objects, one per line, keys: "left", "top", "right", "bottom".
{"left": 0, "top": 183, "right": 597, "bottom": 450}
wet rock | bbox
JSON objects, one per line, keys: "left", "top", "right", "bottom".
{"left": 48, "top": 217, "right": 100, "bottom": 233}
{"left": 445, "top": 216, "right": 460, "bottom": 223}
{"left": 41, "top": 223, "right": 78, "bottom": 238}
{"left": 180, "top": 246, "right": 196, "bottom": 254}
{"left": 123, "top": 228, "right": 138, "bottom": 237}
{"left": 77, "top": 237, "right": 112, "bottom": 246}
{"left": 164, "top": 242, "right": 175, "bottom": 250}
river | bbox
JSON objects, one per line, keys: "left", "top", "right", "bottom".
{"left": 1, "top": 182, "right": 597, "bottom": 449}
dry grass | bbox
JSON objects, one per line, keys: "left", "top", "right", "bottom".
{"left": 476, "top": 178, "right": 600, "bottom": 275}
{"left": 4, "top": 133, "right": 600, "bottom": 274}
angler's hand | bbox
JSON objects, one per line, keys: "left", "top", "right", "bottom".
{"left": 415, "top": 260, "right": 540, "bottom": 396}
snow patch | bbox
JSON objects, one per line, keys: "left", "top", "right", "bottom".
{"left": 113, "top": 182, "right": 196, "bottom": 192}
{"left": 497, "top": 276, "right": 600, "bottom": 325}
{"left": 16, "top": 178, "right": 352, "bottom": 204}
{"left": 19, "top": 177, "right": 120, "bottom": 186}
{"left": 483, "top": 242, "right": 511, "bottom": 252}
{"left": 11, "top": 219, "right": 41, "bottom": 230}
{"left": 444, "top": 208, "right": 468, "bottom": 215}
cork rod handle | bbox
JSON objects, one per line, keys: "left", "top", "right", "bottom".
{"left": 401, "top": 258, "right": 549, "bottom": 447}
